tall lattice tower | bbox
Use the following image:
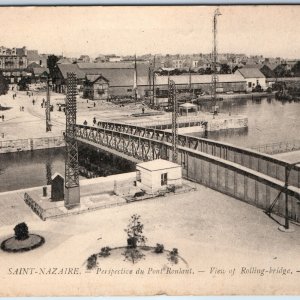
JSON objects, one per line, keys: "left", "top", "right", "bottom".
{"left": 169, "top": 80, "right": 178, "bottom": 163}
{"left": 64, "top": 72, "right": 80, "bottom": 209}
{"left": 211, "top": 8, "right": 222, "bottom": 114}
{"left": 45, "top": 79, "right": 51, "bottom": 132}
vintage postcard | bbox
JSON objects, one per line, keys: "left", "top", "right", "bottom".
{"left": 0, "top": 5, "right": 300, "bottom": 296}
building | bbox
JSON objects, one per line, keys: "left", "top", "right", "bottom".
{"left": 77, "top": 55, "right": 91, "bottom": 63}
{"left": 53, "top": 62, "right": 151, "bottom": 97}
{"left": 154, "top": 73, "right": 247, "bottom": 98}
{"left": 172, "top": 59, "right": 184, "bottom": 69}
{"left": 179, "top": 103, "right": 198, "bottom": 116}
{"left": 32, "top": 67, "right": 49, "bottom": 82}
{"left": 52, "top": 63, "right": 85, "bottom": 93}
{"left": 27, "top": 50, "right": 48, "bottom": 67}
{"left": 83, "top": 74, "right": 109, "bottom": 100}
{"left": 235, "top": 68, "right": 267, "bottom": 92}
{"left": 77, "top": 62, "right": 150, "bottom": 98}
{"left": 0, "top": 46, "right": 28, "bottom": 82}
{"left": 136, "top": 159, "right": 182, "bottom": 193}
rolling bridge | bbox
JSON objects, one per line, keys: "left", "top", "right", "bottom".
{"left": 75, "top": 121, "right": 300, "bottom": 224}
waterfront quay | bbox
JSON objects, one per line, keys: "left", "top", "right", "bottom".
{"left": 0, "top": 87, "right": 248, "bottom": 153}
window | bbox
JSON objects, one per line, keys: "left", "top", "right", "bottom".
{"left": 248, "top": 82, "right": 252, "bottom": 88}
{"left": 136, "top": 170, "right": 141, "bottom": 182}
{"left": 161, "top": 173, "right": 168, "bottom": 186}
{"left": 127, "top": 88, "right": 132, "bottom": 92}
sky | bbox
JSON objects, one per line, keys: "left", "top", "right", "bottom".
{"left": 0, "top": 5, "right": 300, "bottom": 59}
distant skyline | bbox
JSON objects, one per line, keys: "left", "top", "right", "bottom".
{"left": 0, "top": 6, "right": 300, "bottom": 59}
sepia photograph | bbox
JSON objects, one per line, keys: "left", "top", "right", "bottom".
{"left": 0, "top": 4, "right": 300, "bottom": 296}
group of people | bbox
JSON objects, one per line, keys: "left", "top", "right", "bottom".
{"left": 19, "top": 106, "right": 24, "bottom": 111}
{"left": 12, "top": 93, "right": 17, "bottom": 100}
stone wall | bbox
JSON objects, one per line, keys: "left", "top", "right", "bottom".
{"left": 0, "top": 136, "right": 65, "bottom": 153}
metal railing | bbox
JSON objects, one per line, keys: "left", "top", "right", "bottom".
{"left": 251, "top": 140, "right": 300, "bottom": 155}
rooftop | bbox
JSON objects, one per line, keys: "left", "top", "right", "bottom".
{"left": 236, "top": 68, "right": 265, "bottom": 78}
{"left": 137, "top": 159, "right": 181, "bottom": 171}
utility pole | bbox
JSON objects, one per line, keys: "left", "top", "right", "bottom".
{"left": 64, "top": 72, "right": 80, "bottom": 209}
{"left": 45, "top": 78, "right": 51, "bottom": 132}
{"left": 212, "top": 8, "right": 221, "bottom": 115}
{"left": 169, "top": 79, "right": 178, "bottom": 163}
{"left": 133, "top": 54, "right": 138, "bottom": 104}
{"left": 152, "top": 55, "right": 156, "bottom": 107}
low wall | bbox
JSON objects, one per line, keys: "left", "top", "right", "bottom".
{"left": 0, "top": 136, "right": 65, "bottom": 153}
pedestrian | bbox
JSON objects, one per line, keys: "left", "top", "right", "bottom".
{"left": 142, "top": 107, "right": 145, "bottom": 114}
{"left": 83, "top": 120, "right": 88, "bottom": 125}
{"left": 94, "top": 102, "right": 96, "bottom": 107}
{"left": 22, "top": 106, "right": 24, "bottom": 111}
{"left": 93, "top": 117, "right": 96, "bottom": 125}
{"left": 32, "top": 99, "right": 35, "bottom": 105}
{"left": 2, "top": 115, "right": 4, "bottom": 121}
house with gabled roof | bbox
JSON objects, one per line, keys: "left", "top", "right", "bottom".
{"left": 235, "top": 68, "right": 267, "bottom": 92}
{"left": 83, "top": 74, "right": 109, "bottom": 100}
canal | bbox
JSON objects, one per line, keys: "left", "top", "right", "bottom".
{"left": 0, "top": 97, "right": 299, "bottom": 192}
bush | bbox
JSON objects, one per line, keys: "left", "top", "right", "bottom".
{"left": 87, "top": 254, "right": 97, "bottom": 270}
{"left": 168, "top": 248, "right": 179, "bottom": 264}
{"left": 14, "top": 222, "right": 29, "bottom": 241}
{"left": 154, "top": 243, "right": 164, "bottom": 254}
{"left": 125, "top": 214, "right": 147, "bottom": 248}
{"left": 99, "top": 246, "right": 111, "bottom": 257}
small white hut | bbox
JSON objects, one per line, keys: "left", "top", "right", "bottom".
{"left": 136, "top": 159, "right": 182, "bottom": 193}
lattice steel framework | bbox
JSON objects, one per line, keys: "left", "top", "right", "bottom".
{"left": 169, "top": 80, "right": 178, "bottom": 162}
{"left": 65, "top": 72, "right": 80, "bottom": 208}
{"left": 45, "top": 79, "right": 51, "bottom": 132}
{"left": 211, "top": 9, "right": 221, "bottom": 113}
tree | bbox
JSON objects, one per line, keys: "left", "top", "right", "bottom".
{"left": 274, "top": 64, "right": 287, "bottom": 78}
{"left": 125, "top": 214, "right": 147, "bottom": 248}
{"left": 291, "top": 61, "right": 300, "bottom": 76}
{"left": 17, "top": 77, "right": 30, "bottom": 91}
{"left": 0, "top": 72, "right": 9, "bottom": 96}
{"left": 220, "top": 64, "right": 231, "bottom": 74}
{"left": 47, "top": 55, "right": 59, "bottom": 79}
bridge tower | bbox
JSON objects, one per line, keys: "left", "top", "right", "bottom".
{"left": 169, "top": 79, "right": 178, "bottom": 163}
{"left": 45, "top": 78, "right": 51, "bottom": 132}
{"left": 211, "top": 8, "right": 221, "bottom": 115}
{"left": 64, "top": 72, "right": 80, "bottom": 209}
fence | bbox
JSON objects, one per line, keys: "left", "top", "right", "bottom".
{"left": 0, "top": 136, "right": 65, "bottom": 153}
{"left": 251, "top": 140, "right": 300, "bottom": 155}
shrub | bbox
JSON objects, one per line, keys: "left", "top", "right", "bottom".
{"left": 123, "top": 248, "right": 145, "bottom": 264}
{"left": 154, "top": 243, "right": 164, "bottom": 254}
{"left": 87, "top": 254, "right": 97, "bottom": 270}
{"left": 99, "top": 246, "right": 111, "bottom": 257}
{"left": 125, "top": 214, "right": 147, "bottom": 248}
{"left": 168, "top": 248, "right": 179, "bottom": 264}
{"left": 14, "top": 222, "right": 29, "bottom": 241}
